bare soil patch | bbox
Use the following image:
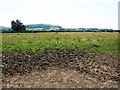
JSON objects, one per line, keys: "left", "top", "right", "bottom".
{"left": 2, "top": 49, "right": 119, "bottom": 88}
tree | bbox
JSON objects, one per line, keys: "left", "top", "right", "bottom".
{"left": 11, "top": 19, "right": 26, "bottom": 32}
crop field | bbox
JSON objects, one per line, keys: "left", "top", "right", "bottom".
{"left": 2, "top": 32, "right": 119, "bottom": 88}
{"left": 2, "top": 32, "right": 119, "bottom": 53}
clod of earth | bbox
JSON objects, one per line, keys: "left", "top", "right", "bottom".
{"left": 2, "top": 49, "right": 119, "bottom": 87}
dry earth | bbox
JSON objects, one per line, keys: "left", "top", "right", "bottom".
{"left": 2, "top": 49, "right": 119, "bottom": 88}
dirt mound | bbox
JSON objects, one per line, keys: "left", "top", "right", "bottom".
{"left": 2, "top": 49, "right": 119, "bottom": 88}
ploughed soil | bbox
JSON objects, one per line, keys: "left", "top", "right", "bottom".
{"left": 2, "top": 49, "right": 119, "bottom": 88}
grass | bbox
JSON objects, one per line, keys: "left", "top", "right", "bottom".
{"left": 2, "top": 32, "right": 119, "bottom": 53}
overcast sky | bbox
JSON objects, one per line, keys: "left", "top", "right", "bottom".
{"left": 0, "top": 0, "right": 119, "bottom": 29}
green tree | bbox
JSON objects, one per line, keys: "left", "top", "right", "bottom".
{"left": 11, "top": 19, "right": 26, "bottom": 32}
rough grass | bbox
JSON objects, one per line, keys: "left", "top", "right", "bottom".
{"left": 2, "top": 32, "right": 119, "bottom": 53}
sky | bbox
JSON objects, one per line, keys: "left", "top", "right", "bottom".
{"left": 0, "top": 0, "right": 119, "bottom": 29}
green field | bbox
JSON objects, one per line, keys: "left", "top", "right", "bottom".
{"left": 2, "top": 32, "right": 119, "bottom": 53}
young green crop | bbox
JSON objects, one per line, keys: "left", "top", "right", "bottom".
{"left": 2, "top": 32, "right": 119, "bottom": 54}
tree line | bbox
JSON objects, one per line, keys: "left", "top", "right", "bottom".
{"left": 1, "top": 19, "right": 119, "bottom": 33}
